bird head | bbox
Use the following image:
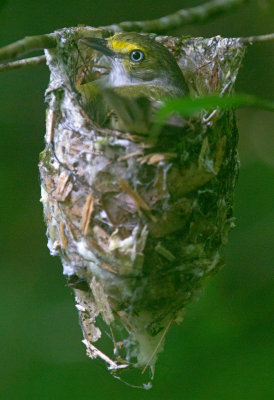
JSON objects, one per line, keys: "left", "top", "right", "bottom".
{"left": 80, "top": 33, "right": 188, "bottom": 96}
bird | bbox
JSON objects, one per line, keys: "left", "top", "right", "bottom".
{"left": 77, "top": 32, "right": 188, "bottom": 133}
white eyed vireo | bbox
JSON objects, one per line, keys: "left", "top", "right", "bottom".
{"left": 77, "top": 33, "right": 188, "bottom": 133}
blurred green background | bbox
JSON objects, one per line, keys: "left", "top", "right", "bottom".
{"left": 0, "top": 0, "right": 273, "bottom": 398}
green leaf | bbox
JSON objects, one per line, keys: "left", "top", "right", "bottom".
{"left": 156, "top": 93, "right": 274, "bottom": 122}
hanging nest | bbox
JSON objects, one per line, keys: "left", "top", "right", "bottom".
{"left": 39, "top": 26, "right": 245, "bottom": 388}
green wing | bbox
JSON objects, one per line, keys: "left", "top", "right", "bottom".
{"left": 77, "top": 82, "right": 180, "bottom": 133}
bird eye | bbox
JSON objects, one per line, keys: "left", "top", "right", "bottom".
{"left": 130, "top": 50, "right": 144, "bottom": 62}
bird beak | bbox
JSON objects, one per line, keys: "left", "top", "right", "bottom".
{"left": 79, "top": 38, "right": 115, "bottom": 57}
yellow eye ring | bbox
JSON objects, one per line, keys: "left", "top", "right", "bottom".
{"left": 130, "top": 50, "right": 144, "bottom": 62}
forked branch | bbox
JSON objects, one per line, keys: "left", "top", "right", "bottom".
{"left": 0, "top": 34, "right": 56, "bottom": 62}
{"left": 0, "top": 0, "right": 273, "bottom": 72}
{"left": 0, "top": 0, "right": 249, "bottom": 64}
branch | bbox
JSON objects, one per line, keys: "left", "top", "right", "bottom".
{"left": 0, "top": 55, "right": 46, "bottom": 72}
{"left": 0, "top": 34, "right": 56, "bottom": 62}
{"left": 240, "top": 33, "right": 274, "bottom": 44}
{"left": 0, "top": 1, "right": 273, "bottom": 74}
{"left": 106, "top": 0, "right": 249, "bottom": 33}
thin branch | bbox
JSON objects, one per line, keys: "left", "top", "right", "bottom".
{"left": 240, "top": 33, "right": 274, "bottom": 44}
{"left": 0, "top": 34, "right": 56, "bottom": 62}
{"left": 0, "top": 55, "right": 46, "bottom": 72}
{"left": 105, "top": 0, "right": 249, "bottom": 33}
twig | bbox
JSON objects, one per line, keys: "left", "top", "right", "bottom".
{"left": 83, "top": 339, "right": 128, "bottom": 370}
{"left": 240, "top": 33, "right": 274, "bottom": 44}
{"left": 81, "top": 193, "right": 94, "bottom": 235}
{"left": 0, "top": 34, "right": 56, "bottom": 62}
{"left": 0, "top": 55, "right": 46, "bottom": 72}
{"left": 106, "top": 0, "right": 249, "bottom": 33}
